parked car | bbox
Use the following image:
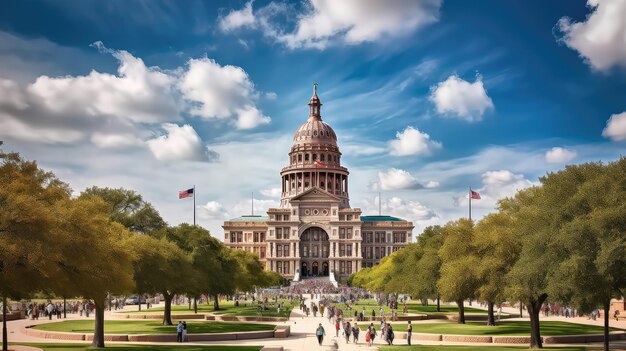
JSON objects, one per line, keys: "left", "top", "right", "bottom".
{"left": 124, "top": 296, "right": 147, "bottom": 305}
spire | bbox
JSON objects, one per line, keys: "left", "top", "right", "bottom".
{"left": 308, "top": 82, "right": 322, "bottom": 119}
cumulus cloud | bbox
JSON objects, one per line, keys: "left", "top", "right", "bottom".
{"left": 180, "top": 57, "right": 271, "bottom": 129}
{"left": 0, "top": 42, "right": 271, "bottom": 151}
{"left": 388, "top": 126, "right": 442, "bottom": 156}
{"left": 200, "top": 201, "right": 229, "bottom": 219}
{"left": 260, "top": 187, "right": 282, "bottom": 198}
{"left": 371, "top": 168, "right": 439, "bottom": 191}
{"left": 557, "top": 0, "right": 626, "bottom": 72}
{"left": 602, "top": 112, "right": 626, "bottom": 141}
{"left": 458, "top": 170, "right": 535, "bottom": 209}
{"left": 545, "top": 147, "right": 577, "bottom": 163}
{"left": 363, "top": 195, "right": 437, "bottom": 222}
{"left": 146, "top": 123, "right": 219, "bottom": 162}
{"left": 232, "top": 198, "right": 279, "bottom": 216}
{"left": 429, "top": 74, "right": 494, "bottom": 122}
{"left": 219, "top": 0, "right": 441, "bottom": 50}
{"left": 218, "top": 0, "right": 256, "bottom": 32}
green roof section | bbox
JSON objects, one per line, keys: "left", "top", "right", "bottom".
{"left": 227, "top": 215, "right": 269, "bottom": 222}
{"left": 360, "top": 215, "right": 406, "bottom": 222}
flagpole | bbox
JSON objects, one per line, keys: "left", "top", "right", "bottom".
{"left": 193, "top": 185, "right": 196, "bottom": 226}
{"left": 378, "top": 192, "right": 381, "bottom": 216}
{"left": 469, "top": 186, "right": 472, "bottom": 221}
{"left": 251, "top": 192, "right": 254, "bottom": 216}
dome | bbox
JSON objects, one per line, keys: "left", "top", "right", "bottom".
{"left": 292, "top": 83, "right": 337, "bottom": 146}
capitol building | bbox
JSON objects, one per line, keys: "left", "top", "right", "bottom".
{"left": 223, "top": 85, "right": 413, "bottom": 282}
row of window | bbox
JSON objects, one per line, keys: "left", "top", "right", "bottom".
{"left": 362, "top": 231, "right": 408, "bottom": 244}
{"left": 291, "top": 152, "right": 339, "bottom": 165}
{"left": 275, "top": 227, "right": 292, "bottom": 239}
{"left": 276, "top": 244, "right": 290, "bottom": 257}
{"left": 276, "top": 261, "right": 291, "bottom": 274}
{"left": 301, "top": 244, "right": 329, "bottom": 258}
{"left": 361, "top": 246, "right": 401, "bottom": 259}
{"left": 227, "top": 231, "right": 266, "bottom": 243}
{"left": 338, "top": 215, "right": 359, "bottom": 221}
{"left": 338, "top": 261, "right": 353, "bottom": 275}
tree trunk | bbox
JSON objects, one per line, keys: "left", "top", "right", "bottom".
{"left": 603, "top": 299, "right": 610, "bottom": 351}
{"left": 3, "top": 295, "right": 8, "bottom": 351}
{"left": 63, "top": 298, "right": 67, "bottom": 319}
{"left": 193, "top": 297, "right": 198, "bottom": 314}
{"left": 213, "top": 295, "right": 220, "bottom": 311}
{"left": 487, "top": 301, "right": 496, "bottom": 326}
{"left": 162, "top": 292, "right": 173, "bottom": 326}
{"left": 436, "top": 295, "right": 441, "bottom": 312}
{"left": 456, "top": 300, "right": 465, "bottom": 324}
{"left": 520, "top": 301, "right": 523, "bottom": 318}
{"left": 527, "top": 294, "right": 547, "bottom": 349}
{"left": 91, "top": 299, "right": 105, "bottom": 348}
{"left": 138, "top": 298, "right": 141, "bottom": 312}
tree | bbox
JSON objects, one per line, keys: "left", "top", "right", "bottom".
{"left": 412, "top": 225, "right": 445, "bottom": 311}
{"left": 437, "top": 219, "right": 479, "bottom": 324}
{"left": 473, "top": 212, "right": 520, "bottom": 326}
{"left": 132, "top": 235, "right": 197, "bottom": 325}
{"left": 56, "top": 196, "right": 136, "bottom": 348}
{"left": 0, "top": 152, "right": 70, "bottom": 351}
{"left": 82, "top": 186, "right": 166, "bottom": 234}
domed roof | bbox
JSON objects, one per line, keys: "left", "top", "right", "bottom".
{"left": 292, "top": 83, "right": 337, "bottom": 146}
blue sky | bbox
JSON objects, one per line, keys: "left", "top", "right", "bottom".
{"left": 1, "top": 0, "right": 625, "bottom": 237}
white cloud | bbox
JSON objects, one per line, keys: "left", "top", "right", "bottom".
{"left": 388, "top": 126, "right": 441, "bottom": 156}
{"left": 458, "top": 170, "right": 535, "bottom": 209}
{"left": 179, "top": 57, "right": 271, "bottom": 128}
{"left": 200, "top": 201, "right": 229, "bottom": 219}
{"left": 146, "top": 123, "right": 219, "bottom": 162}
{"left": 429, "top": 74, "right": 494, "bottom": 122}
{"left": 218, "top": 0, "right": 256, "bottom": 32}
{"left": 602, "top": 112, "right": 626, "bottom": 141}
{"left": 363, "top": 195, "right": 437, "bottom": 222}
{"left": 557, "top": 0, "right": 626, "bottom": 72}
{"left": 91, "top": 133, "right": 143, "bottom": 149}
{"left": 260, "top": 187, "right": 282, "bottom": 198}
{"left": 545, "top": 147, "right": 577, "bottom": 163}
{"left": 0, "top": 42, "right": 271, "bottom": 148}
{"left": 221, "top": 0, "right": 441, "bottom": 50}
{"left": 371, "top": 168, "right": 439, "bottom": 190}
{"left": 232, "top": 198, "right": 279, "bottom": 217}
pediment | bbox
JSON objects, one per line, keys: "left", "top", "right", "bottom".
{"left": 290, "top": 187, "right": 341, "bottom": 203}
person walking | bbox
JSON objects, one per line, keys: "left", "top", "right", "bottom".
{"left": 386, "top": 324, "right": 394, "bottom": 345}
{"left": 368, "top": 323, "right": 377, "bottom": 346}
{"left": 407, "top": 321, "right": 413, "bottom": 345}
{"left": 182, "top": 321, "right": 188, "bottom": 342}
{"left": 344, "top": 320, "right": 352, "bottom": 343}
{"left": 352, "top": 323, "right": 360, "bottom": 344}
{"left": 316, "top": 323, "right": 326, "bottom": 346}
{"left": 335, "top": 319, "right": 340, "bottom": 337}
{"left": 176, "top": 321, "right": 183, "bottom": 342}
{"left": 46, "top": 301, "right": 54, "bottom": 320}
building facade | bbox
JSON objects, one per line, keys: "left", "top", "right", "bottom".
{"left": 223, "top": 85, "right": 413, "bottom": 281}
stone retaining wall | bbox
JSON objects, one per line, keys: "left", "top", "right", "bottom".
{"left": 110, "top": 312, "right": 288, "bottom": 322}
{"left": 23, "top": 324, "right": 285, "bottom": 342}
{"left": 0, "top": 311, "right": 25, "bottom": 321}
{"left": 111, "top": 313, "right": 205, "bottom": 320}
{"left": 391, "top": 330, "right": 626, "bottom": 345}
{"left": 205, "top": 315, "right": 288, "bottom": 322}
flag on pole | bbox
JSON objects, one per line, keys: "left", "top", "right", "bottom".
{"left": 314, "top": 161, "right": 325, "bottom": 167}
{"left": 470, "top": 190, "right": 481, "bottom": 200}
{"left": 179, "top": 188, "right": 194, "bottom": 199}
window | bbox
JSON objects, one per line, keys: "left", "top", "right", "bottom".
{"left": 284, "top": 244, "right": 290, "bottom": 257}
{"left": 277, "top": 245, "right": 283, "bottom": 257}
{"left": 277, "top": 261, "right": 283, "bottom": 274}
{"left": 339, "top": 244, "right": 346, "bottom": 257}
{"left": 339, "top": 228, "right": 345, "bottom": 239}
{"left": 375, "top": 247, "right": 380, "bottom": 259}
{"left": 312, "top": 245, "right": 319, "bottom": 257}
{"left": 276, "top": 228, "right": 282, "bottom": 240}
{"left": 298, "top": 154, "right": 302, "bottom": 162}
{"left": 285, "top": 215, "right": 290, "bottom": 221}
{"left": 260, "top": 247, "right": 266, "bottom": 258}
{"left": 347, "top": 261, "right": 352, "bottom": 274}
{"left": 305, "top": 154, "right": 309, "bottom": 161}
{"left": 340, "top": 261, "right": 346, "bottom": 274}
{"left": 346, "top": 244, "right": 352, "bottom": 257}
{"left": 284, "top": 262, "right": 290, "bottom": 274}
{"left": 313, "top": 153, "right": 317, "bottom": 161}
{"left": 303, "top": 245, "right": 309, "bottom": 257}
{"left": 322, "top": 245, "right": 329, "bottom": 257}
{"left": 320, "top": 154, "right": 325, "bottom": 162}
{"left": 347, "top": 228, "right": 353, "bottom": 239}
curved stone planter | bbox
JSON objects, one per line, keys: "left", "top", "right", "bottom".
{"left": 111, "top": 313, "right": 205, "bottom": 320}
{"left": 23, "top": 324, "right": 290, "bottom": 342}
{"left": 392, "top": 330, "right": 626, "bottom": 345}
{"left": 205, "top": 315, "right": 288, "bottom": 322}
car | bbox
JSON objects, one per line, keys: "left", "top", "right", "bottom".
{"left": 124, "top": 296, "right": 147, "bottom": 305}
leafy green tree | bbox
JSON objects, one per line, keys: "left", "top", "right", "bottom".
{"left": 59, "top": 195, "right": 136, "bottom": 348}
{"left": 437, "top": 219, "right": 479, "bottom": 324}
{"left": 413, "top": 225, "right": 445, "bottom": 310}
{"left": 0, "top": 152, "right": 70, "bottom": 351}
{"left": 82, "top": 186, "right": 166, "bottom": 234}
{"left": 473, "top": 212, "right": 520, "bottom": 326}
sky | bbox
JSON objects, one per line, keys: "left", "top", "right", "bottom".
{"left": 1, "top": 0, "right": 626, "bottom": 239}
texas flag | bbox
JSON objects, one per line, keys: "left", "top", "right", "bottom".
{"left": 470, "top": 190, "right": 481, "bottom": 199}
{"left": 179, "top": 188, "right": 194, "bottom": 199}
{"left": 314, "top": 161, "right": 326, "bottom": 167}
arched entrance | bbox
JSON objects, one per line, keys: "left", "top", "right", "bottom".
{"left": 300, "top": 226, "right": 330, "bottom": 277}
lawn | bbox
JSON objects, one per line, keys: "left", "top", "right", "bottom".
{"left": 351, "top": 299, "right": 487, "bottom": 315}
{"left": 32, "top": 320, "right": 275, "bottom": 334}
{"left": 380, "top": 346, "right": 587, "bottom": 351}
{"left": 15, "top": 343, "right": 261, "bottom": 351}
{"left": 122, "top": 299, "right": 298, "bottom": 318}
{"left": 363, "top": 321, "right": 620, "bottom": 336}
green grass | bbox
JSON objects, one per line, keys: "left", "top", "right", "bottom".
{"left": 32, "top": 320, "right": 275, "bottom": 335}
{"left": 380, "top": 346, "right": 587, "bottom": 351}
{"left": 351, "top": 299, "right": 487, "bottom": 315}
{"left": 15, "top": 343, "right": 261, "bottom": 351}
{"left": 122, "top": 300, "right": 298, "bottom": 318}
{"left": 364, "top": 321, "right": 620, "bottom": 336}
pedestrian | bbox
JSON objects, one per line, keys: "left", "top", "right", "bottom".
{"left": 407, "top": 321, "right": 412, "bottom": 345}
{"left": 386, "top": 324, "right": 394, "bottom": 345}
{"left": 344, "top": 320, "right": 351, "bottom": 343}
{"left": 182, "top": 321, "right": 187, "bottom": 342}
{"left": 46, "top": 301, "right": 54, "bottom": 320}
{"left": 352, "top": 323, "right": 360, "bottom": 344}
{"left": 368, "top": 323, "right": 377, "bottom": 346}
{"left": 176, "top": 321, "right": 183, "bottom": 342}
{"left": 335, "top": 319, "right": 340, "bottom": 337}
{"left": 316, "top": 323, "right": 325, "bottom": 346}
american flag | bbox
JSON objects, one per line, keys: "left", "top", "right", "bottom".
{"left": 179, "top": 188, "right": 194, "bottom": 199}
{"left": 314, "top": 161, "right": 326, "bottom": 167}
{"left": 470, "top": 190, "right": 481, "bottom": 200}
